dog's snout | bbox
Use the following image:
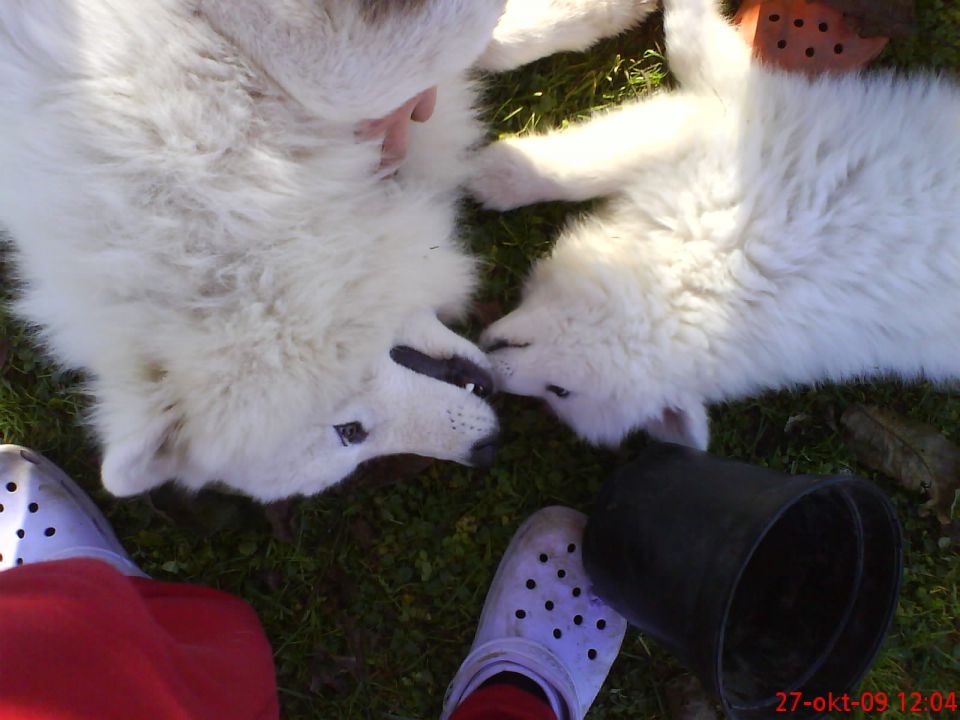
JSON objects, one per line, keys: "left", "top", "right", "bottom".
{"left": 390, "top": 346, "right": 494, "bottom": 398}
{"left": 469, "top": 433, "right": 499, "bottom": 467}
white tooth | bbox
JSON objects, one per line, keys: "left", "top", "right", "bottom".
{"left": 464, "top": 383, "right": 475, "bottom": 394}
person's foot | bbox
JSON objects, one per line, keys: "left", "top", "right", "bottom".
{"left": 0, "top": 445, "right": 145, "bottom": 576}
{"left": 442, "top": 506, "right": 627, "bottom": 720}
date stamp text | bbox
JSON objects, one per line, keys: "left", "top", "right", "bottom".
{"left": 775, "top": 691, "right": 958, "bottom": 714}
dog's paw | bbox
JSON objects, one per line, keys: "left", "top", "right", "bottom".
{"left": 467, "top": 141, "right": 559, "bottom": 211}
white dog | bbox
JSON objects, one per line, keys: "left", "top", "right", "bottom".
{"left": 474, "top": 0, "right": 960, "bottom": 450}
{"left": 0, "top": 0, "right": 521, "bottom": 501}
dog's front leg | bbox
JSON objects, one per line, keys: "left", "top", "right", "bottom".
{"left": 477, "top": 0, "right": 659, "bottom": 72}
{"left": 469, "top": 93, "right": 702, "bottom": 210}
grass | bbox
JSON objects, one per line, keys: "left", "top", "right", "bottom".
{"left": 2, "top": 2, "right": 960, "bottom": 718}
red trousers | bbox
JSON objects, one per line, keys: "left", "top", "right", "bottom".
{"left": 450, "top": 685, "right": 556, "bottom": 720}
{"left": 0, "top": 559, "right": 555, "bottom": 720}
{"left": 0, "top": 559, "right": 278, "bottom": 720}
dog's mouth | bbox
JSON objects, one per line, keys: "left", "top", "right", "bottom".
{"left": 390, "top": 346, "right": 493, "bottom": 399}
{"left": 483, "top": 338, "right": 530, "bottom": 353}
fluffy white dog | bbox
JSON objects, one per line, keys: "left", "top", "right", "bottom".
{"left": 474, "top": 0, "right": 960, "bottom": 450}
{"left": 0, "top": 0, "right": 520, "bottom": 501}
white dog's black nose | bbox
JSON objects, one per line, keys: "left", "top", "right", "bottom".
{"left": 470, "top": 433, "right": 499, "bottom": 467}
{"left": 390, "top": 346, "right": 493, "bottom": 398}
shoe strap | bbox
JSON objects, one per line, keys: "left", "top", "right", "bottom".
{"left": 442, "top": 637, "right": 580, "bottom": 720}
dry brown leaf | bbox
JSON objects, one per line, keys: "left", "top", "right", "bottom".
{"left": 472, "top": 300, "right": 505, "bottom": 328}
{"left": 665, "top": 675, "right": 718, "bottom": 720}
{"left": 784, "top": 412, "right": 811, "bottom": 434}
{"left": 263, "top": 498, "right": 300, "bottom": 544}
{"left": 841, "top": 404, "right": 960, "bottom": 524}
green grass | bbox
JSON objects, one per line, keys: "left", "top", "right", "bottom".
{"left": 2, "top": 3, "right": 960, "bottom": 718}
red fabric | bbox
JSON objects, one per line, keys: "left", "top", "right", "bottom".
{"left": 0, "top": 559, "right": 279, "bottom": 720}
{"left": 449, "top": 684, "right": 558, "bottom": 720}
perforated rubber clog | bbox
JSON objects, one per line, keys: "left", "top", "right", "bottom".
{"left": 441, "top": 507, "right": 627, "bottom": 720}
{"left": 0, "top": 445, "right": 145, "bottom": 576}
{"left": 735, "top": 0, "right": 889, "bottom": 73}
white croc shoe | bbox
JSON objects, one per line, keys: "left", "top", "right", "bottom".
{"left": 0, "top": 445, "right": 146, "bottom": 577}
{"left": 441, "top": 506, "right": 627, "bottom": 720}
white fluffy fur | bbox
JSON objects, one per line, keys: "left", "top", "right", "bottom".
{"left": 477, "top": 0, "right": 658, "bottom": 72}
{"left": 475, "top": 0, "right": 960, "bottom": 449}
{"left": 0, "top": 0, "right": 508, "bottom": 500}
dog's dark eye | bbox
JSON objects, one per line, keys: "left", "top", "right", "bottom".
{"left": 546, "top": 385, "right": 570, "bottom": 398}
{"left": 334, "top": 422, "right": 368, "bottom": 447}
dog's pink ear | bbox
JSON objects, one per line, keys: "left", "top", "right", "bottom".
{"left": 100, "top": 418, "right": 181, "bottom": 497}
{"left": 644, "top": 402, "right": 710, "bottom": 450}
